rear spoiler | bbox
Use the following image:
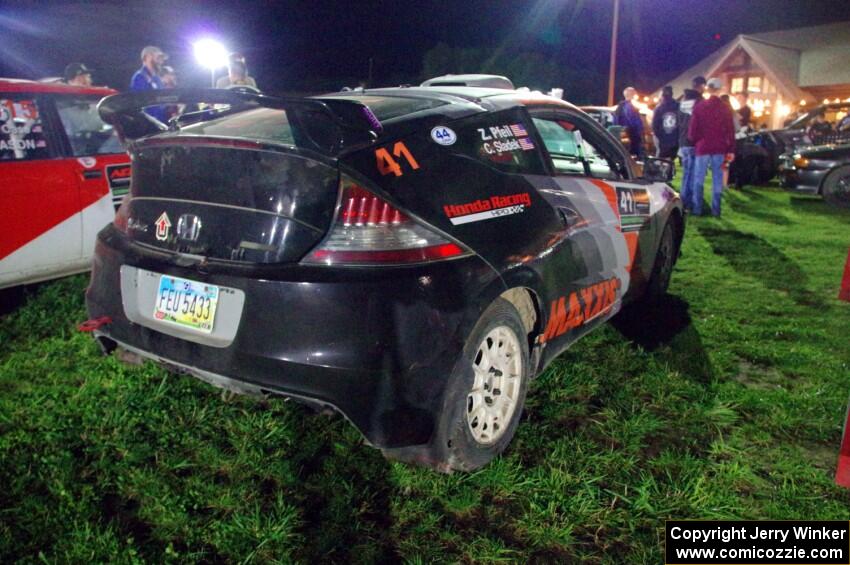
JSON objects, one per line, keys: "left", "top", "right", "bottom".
{"left": 97, "top": 88, "right": 383, "bottom": 153}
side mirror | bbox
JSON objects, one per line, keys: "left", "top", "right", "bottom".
{"left": 643, "top": 156, "right": 675, "bottom": 182}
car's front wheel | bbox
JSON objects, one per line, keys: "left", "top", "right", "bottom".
{"left": 822, "top": 165, "right": 850, "bottom": 208}
{"left": 385, "top": 298, "right": 530, "bottom": 472}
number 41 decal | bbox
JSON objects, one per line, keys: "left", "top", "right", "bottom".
{"left": 375, "top": 142, "right": 420, "bottom": 177}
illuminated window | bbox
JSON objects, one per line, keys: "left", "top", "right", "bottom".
{"left": 731, "top": 77, "right": 744, "bottom": 94}
{"left": 747, "top": 77, "right": 762, "bottom": 93}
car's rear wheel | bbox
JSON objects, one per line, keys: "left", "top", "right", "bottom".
{"left": 822, "top": 165, "right": 850, "bottom": 208}
{"left": 644, "top": 221, "right": 676, "bottom": 301}
{"left": 384, "top": 298, "right": 530, "bottom": 472}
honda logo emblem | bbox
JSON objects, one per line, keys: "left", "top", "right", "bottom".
{"left": 176, "top": 214, "right": 202, "bottom": 242}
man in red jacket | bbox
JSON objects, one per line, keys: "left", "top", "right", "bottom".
{"left": 687, "top": 78, "right": 736, "bottom": 216}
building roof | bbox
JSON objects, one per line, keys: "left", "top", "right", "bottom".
{"left": 654, "top": 21, "right": 850, "bottom": 102}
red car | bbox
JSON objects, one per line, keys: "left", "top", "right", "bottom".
{"left": 0, "top": 78, "right": 130, "bottom": 289}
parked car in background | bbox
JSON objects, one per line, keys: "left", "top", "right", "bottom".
{"left": 0, "top": 78, "right": 129, "bottom": 289}
{"left": 778, "top": 142, "right": 850, "bottom": 207}
{"left": 751, "top": 102, "right": 850, "bottom": 180}
{"left": 421, "top": 74, "right": 514, "bottom": 89}
{"left": 86, "top": 87, "right": 683, "bottom": 471}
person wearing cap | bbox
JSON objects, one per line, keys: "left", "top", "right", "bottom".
{"left": 687, "top": 77, "right": 736, "bottom": 217}
{"left": 130, "top": 46, "right": 169, "bottom": 122}
{"left": 215, "top": 53, "right": 258, "bottom": 90}
{"left": 63, "top": 63, "right": 93, "bottom": 87}
{"left": 160, "top": 65, "right": 178, "bottom": 89}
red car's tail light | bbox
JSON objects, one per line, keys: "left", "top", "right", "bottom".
{"left": 302, "top": 176, "right": 468, "bottom": 266}
{"left": 113, "top": 197, "right": 130, "bottom": 233}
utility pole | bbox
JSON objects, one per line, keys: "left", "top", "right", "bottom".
{"left": 607, "top": 0, "right": 620, "bottom": 106}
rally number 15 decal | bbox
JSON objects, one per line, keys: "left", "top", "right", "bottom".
{"left": 376, "top": 142, "right": 420, "bottom": 177}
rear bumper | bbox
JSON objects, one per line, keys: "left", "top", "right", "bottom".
{"left": 86, "top": 227, "right": 502, "bottom": 448}
{"left": 778, "top": 167, "right": 826, "bottom": 193}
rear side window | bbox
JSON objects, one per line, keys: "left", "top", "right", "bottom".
{"left": 55, "top": 95, "right": 122, "bottom": 156}
{"left": 0, "top": 96, "right": 51, "bottom": 161}
{"left": 454, "top": 110, "right": 547, "bottom": 175}
{"left": 532, "top": 115, "right": 623, "bottom": 180}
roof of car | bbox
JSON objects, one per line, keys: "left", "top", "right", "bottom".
{"left": 580, "top": 105, "right": 616, "bottom": 112}
{"left": 322, "top": 86, "right": 577, "bottom": 111}
{"left": 0, "top": 77, "right": 117, "bottom": 96}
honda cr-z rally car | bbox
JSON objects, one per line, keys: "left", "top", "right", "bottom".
{"left": 85, "top": 87, "right": 683, "bottom": 471}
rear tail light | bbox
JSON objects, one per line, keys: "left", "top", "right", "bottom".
{"left": 113, "top": 197, "right": 130, "bottom": 233}
{"left": 302, "top": 175, "right": 469, "bottom": 265}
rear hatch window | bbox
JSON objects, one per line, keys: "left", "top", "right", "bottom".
{"left": 179, "top": 107, "right": 343, "bottom": 155}
{"left": 323, "top": 95, "right": 447, "bottom": 121}
{"left": 126, "top": 139, "right": 338, "bottom": 264}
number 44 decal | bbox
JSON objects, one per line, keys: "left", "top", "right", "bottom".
{"left": 375, "top": 142, "right": 420, "bottom": 177}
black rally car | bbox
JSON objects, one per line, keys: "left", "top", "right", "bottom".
{"left": 86, "top": 88, "right": 684, "bottom": 471}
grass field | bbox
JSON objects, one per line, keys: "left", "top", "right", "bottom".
{"left": 1, "top": 184, "right": 849, "bottom": 563}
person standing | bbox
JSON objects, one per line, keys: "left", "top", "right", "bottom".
{"left": 688, "top": 78, "right": 736, "bottom": 217}
{"left": 130, "top": 46, "right": 167, "bottom": 91}
{"left": 719, "top": 95, "right": 739, "bottom": 189}
{"left": 735, "top": 92, "right": 752, "bottom": 130}
{"left": 160, "top": 65, "right": 178, "bottom": 89}
{"left": 130, "top": 46, "right": 168, "bottom": 122}
{"left": 676, "top": 76, "right": 706, "bottom": 213}
{"left": 63, "top": 63, "right": 94, "bottom": 87}
{"left": 215, "top": 53, "right": 258, "bottom": 90}
{"left": 614, "top": 86, "right": 644, "bottom": 159}
{"left": 807, "top": 113, "right": 833, "bottom": 143}
{"left": 651, "top": 86, "right": 679, "bottom": 159}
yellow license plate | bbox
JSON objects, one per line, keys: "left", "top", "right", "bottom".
{"left": 153, "top": 275, "right": 219, "bottom": 333}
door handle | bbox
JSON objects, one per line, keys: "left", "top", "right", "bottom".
{"left": 81, "top": 170, "right": 103, "bottom": 180}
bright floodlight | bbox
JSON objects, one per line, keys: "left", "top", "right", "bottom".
{"left": 193, "top": 39, "right": 228, "bottom": 69}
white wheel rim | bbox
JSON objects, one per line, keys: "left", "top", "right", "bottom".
{"left": 466, "top": 325, "right": 523, "bottom": 445}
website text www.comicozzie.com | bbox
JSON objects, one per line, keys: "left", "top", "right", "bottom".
{"left": 665, "top": 521, "right": 850, "bottom": 565}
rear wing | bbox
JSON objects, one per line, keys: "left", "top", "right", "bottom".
{"left": 97, "top": 88, "right": 383, "bottom": 154}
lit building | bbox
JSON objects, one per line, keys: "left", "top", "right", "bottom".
{"left": 654, "top": 22, "right": 850, "bottom": 129}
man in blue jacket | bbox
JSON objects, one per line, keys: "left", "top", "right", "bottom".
{"left": 130, "top": 46, "right": 168, "bottom": 123}
{"left": 614, "top": 86, "right": 644, "bottom": 159}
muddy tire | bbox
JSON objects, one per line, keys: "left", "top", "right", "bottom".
{"left": 383, "top": 298, "right": 530, "bottom": 472}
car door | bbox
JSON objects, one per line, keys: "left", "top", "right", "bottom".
{"left": 526, "top": 106, "right": 656, "bottom": 358}
{"left": 0, "top": 92, "right": 84, "bottom": 288}
{"left": 53, "top": 93, "right": 129, "bottom": 259}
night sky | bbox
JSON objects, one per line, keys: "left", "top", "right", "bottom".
{"left": 3, "top": 0, "right": 850, "bottom": 104}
